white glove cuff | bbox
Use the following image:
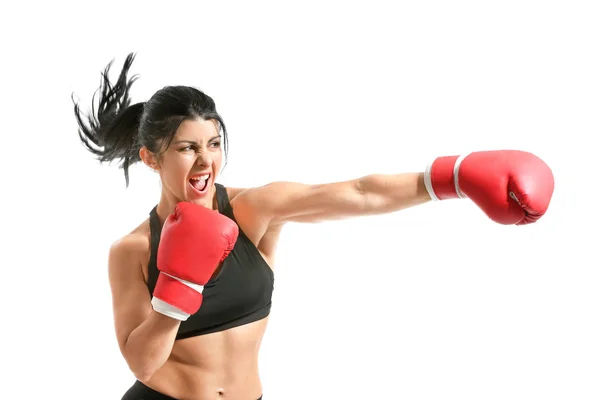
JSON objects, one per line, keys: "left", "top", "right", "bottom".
{"left": 424, "top": 161, "right": 438, "bottom": 201}
{"left": 151, "top": 297, "right": 190, "bottom": 321}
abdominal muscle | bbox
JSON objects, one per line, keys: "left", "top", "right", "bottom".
{"left": 143, "top": 317, "right": 269, "bottom": 400}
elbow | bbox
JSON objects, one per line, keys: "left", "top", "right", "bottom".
{"left": 355, "top": 177, "right": 373, "bottom": 213}
{"left": 122, "top": 347, "right": 161, "bottom": 383}
{"left": 355, "top": 176, "right": 367, "bottom": 196}
{"left": 133, "top": 369, "right": 154, "bottom": 384}
{"left": 130, "top": 361, "right": 158, "bottom": 383}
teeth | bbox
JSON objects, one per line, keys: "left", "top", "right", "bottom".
{"left": 191, "top": 174, "right": 209, "bottom": 182}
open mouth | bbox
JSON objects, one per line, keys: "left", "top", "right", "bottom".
{"left": 189, "top": 173, "right": 211, "bottom": 194}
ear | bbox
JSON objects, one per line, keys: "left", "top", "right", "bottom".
{"left": 139, "top": 146, "right": 160, "bottom": 171}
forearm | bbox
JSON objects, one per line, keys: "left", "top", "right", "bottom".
{"left": 123, "top": 310, "right": 181, "bottom": 381}
{"left": 358, "top": 172, "right": 432, "bottom": 214}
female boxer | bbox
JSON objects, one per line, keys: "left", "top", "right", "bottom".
{"left": 73, "top": 53, "right": 554, "bottom": 400}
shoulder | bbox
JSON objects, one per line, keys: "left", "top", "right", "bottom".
{"left": 225, "top": 182, "right": 295, "bottom": 208}
{"left": 223, "top": 185, "right": 270, "bottom": 224}
{"left": 226, "top": 181, "right": 318, "bottom": 224}
{"left": 224, "top": 182, "right": 309, "bottom": 223}
{"left": 223, "top": 181, "right": 302, "bottom": 201}
{"left": 108, "top": 220, "right": 152, "bottom": 282}
{"left": 109, "top": 231, "right": 148, "bottom": 261}
{"left": 224, "top": 184, "right": 268, "bottom": 219}
{"left": 220, "top": 184, "right": 274, "bottom": 246}
{"left": 224, "top": 185, "right": 247, "bottom": 202}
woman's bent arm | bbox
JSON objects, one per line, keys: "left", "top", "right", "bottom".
{"left": 108, "top": 235, "right": 181, "bottom": 382}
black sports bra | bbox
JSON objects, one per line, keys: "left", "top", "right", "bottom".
{"left": 146, "top": 183, "right": 274, "bottom": 339}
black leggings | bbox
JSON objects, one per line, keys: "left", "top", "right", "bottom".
{"left": 121, "top": 380, "right": 262, "bottom": 400}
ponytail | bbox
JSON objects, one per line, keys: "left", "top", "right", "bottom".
{"left": 73, "top": 53, "right": 143, "bottom": 187}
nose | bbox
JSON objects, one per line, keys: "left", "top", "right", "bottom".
{"left": 195, "top": 149, "right": 213, "bottom": 168}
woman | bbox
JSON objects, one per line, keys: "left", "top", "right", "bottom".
{"left": 73, "top": 53, "right": 554, "bottom": 400}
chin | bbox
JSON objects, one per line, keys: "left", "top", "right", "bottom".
{"left": 186, "top": 172, "right": 215, "bottom": 203}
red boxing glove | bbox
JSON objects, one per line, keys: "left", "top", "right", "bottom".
{"left": 151, "top": 202, "right": 239, "bottom": 320}
{"left": 424, "top": 150, "right": 554, "bottom": 225}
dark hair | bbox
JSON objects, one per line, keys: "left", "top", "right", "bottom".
{"left": 72, "top": 52, "right": 229, "bottom": 186}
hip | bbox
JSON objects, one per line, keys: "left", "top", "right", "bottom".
{"left": 121, "top": 380, "right": 263, "bottom": 400}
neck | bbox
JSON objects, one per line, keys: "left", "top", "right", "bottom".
{"left": 155, "top": 184, "right": 218, "bottom": 224}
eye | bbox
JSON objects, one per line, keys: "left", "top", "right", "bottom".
{"left": 179, "top": 146, "right": 194, "bottom": 153}
{"left": 210, "top": 141, "right": 221, "bottom": 148}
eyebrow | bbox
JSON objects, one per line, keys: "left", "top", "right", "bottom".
{"left": 172, "top": 135, "right": 222, "bottom": 145}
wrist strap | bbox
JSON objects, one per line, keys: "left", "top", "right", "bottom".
{"left": 424, "top": 154, "right": 469, "bottom": 200}
{"left": 162, "top": 272, "right": 204, "bottom": 294}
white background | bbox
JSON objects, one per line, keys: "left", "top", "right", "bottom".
{"left": 1, "top": 1, "right": 598, "bottom": 399}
